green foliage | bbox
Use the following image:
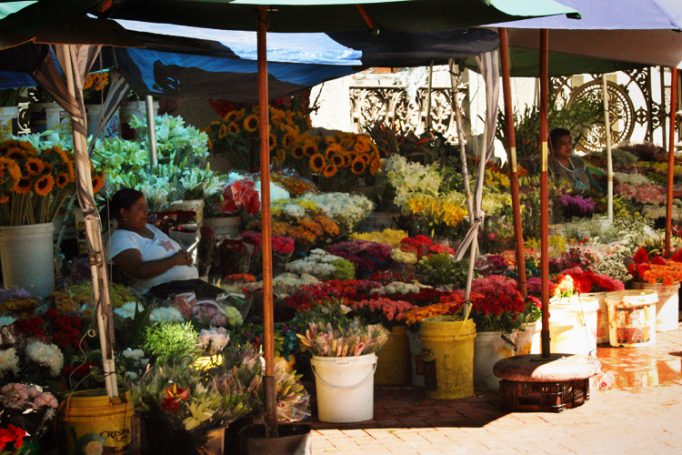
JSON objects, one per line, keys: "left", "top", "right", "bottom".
{"left": 289, "top": 301, "right": 350, "bottom": 334}
{"left": 92, "top": 114, "right": 224, "bottom": 209}
{"left": 417, "top": 252, "right": 460, "bottom": 286}
{"left": 143, "top": 322, "right": 199, "bottom": 363}
{"left": 497, "top": 95, "right": 603, "bottom": 166}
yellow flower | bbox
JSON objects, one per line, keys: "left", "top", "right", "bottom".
{"left": 350, "top": 156, "right": 366, "bottom": 175}
{"left": 92, "top": 173, "right": 105, "bottom": 193}
{"left": 369, "top": 158, "right": 381, "bottom": 176}
{"left": 322, "top": 164, "right": 338, "bottom": 178}
{"left": 291, "top": 144, "right": 305, "bottom": 160}
{"left": 303, "top": 139, "right": 318, "bottom": 157}
{"left": 12, "top": 177, "right": 32, "bottom": 195}
{"left": 218, "top": 124, "right": 228, "bottom": 140}
{"left": 243, "top": 114, "right": 259, "bottom": 132}
{"left": 228, "top": 121, "right": 240, "bottom": 134}
{"left": 0, "top": 157, "right": 22, "bottom": 182}
{"left": 309, "top": 153, "right": 325, "bottom": 173}
{"left": 34, "top": 174, "right": 54, "bottom": 197}
{"left": 269, "top": 132, "right": 278, "bottom": 149}
{"left": 25, "top": 157, "right": 46, "bottom": 176}
{"left": 56, "top": 172, "right": 69, "bottom": 189}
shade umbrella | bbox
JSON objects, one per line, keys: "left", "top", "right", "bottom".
{"left": 0, "top": 0, "right": 581, "bottom": 439}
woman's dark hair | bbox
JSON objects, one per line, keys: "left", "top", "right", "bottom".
{"left": 549, "top": 127, "right": 571, "bottom": 151}
{"left": 101, "top": 188, "right": 144, "bottom": 224}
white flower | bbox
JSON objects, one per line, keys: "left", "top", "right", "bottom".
{"left": 122, "top": 349, "right": 145, "bottom": 362}
{"left": 114, "top": 302, "right": 143, "bottom": 320}
{"left": 199, "top": 327, "right": 230, "bottom": 354}
{"left": 283, "top": 204, "right": 305, "bottom": 218}
{"left": 150, "top": 307, "right": 185, "bottom": 323}
{"left": 26, "top": 341, "right": 64, "bottom": 376}
{"left": 300, "top": 192, "right": 374, "bottom": 231}
{"left": 0, "top": 316, "right": 16, "bottom": 327}
{"left": 391, "top": 248, "right": 418, "bottom": 264}
{"left": 0, "top": 348, "right": 19, "bottom": 376}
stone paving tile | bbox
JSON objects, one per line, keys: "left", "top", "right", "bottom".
{"left": 309, "top": 325, "right": 682, "bottom": 454}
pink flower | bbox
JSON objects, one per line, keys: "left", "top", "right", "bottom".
{"left": 32, "top": 392, "right": 58, "bottom": 409}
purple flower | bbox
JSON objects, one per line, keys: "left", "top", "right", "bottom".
{"left": 559, "top": 193, "right": 595, "bottom": 217}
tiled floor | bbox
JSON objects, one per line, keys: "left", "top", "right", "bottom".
{"left": 309, "top": 326, "right": 682, "bottom": 454}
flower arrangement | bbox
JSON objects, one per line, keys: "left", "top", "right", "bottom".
{"left": 558, "top": 192, "right": 596, "bottom": 219}
{"left": 205, "top": 105, "right": 311, "bottom": 171}
{"left": 271, "top": 173, "right": 318, "bottom": 197}
{"left": 0, "top": 383, "right": 58, "bottom": 441}
{"left": 555, "top": 267, "right": 625, "bottom": 293}
{"left": 297, "top": 319, "right": 389, "bottom": 357}
{"left": 0, "top": 140, "right": 102, "bottom": 225}
{"left": 615, "top": 182, "right": 666, "bottom": 205}
{"left": 299, "top": 192, "right": 374, "bottom": 231}
{"left": 402, "top": 291, "right": 467, "bottom": 326}
{"left": 416, "top": 253, "right": 461, "bottom": 287}
{"left": 347, "top": 297, "right": 415, "bottom": 328}
{"left": 400, "top": 234, "right": 455, "bottom": 259}
{"left": 351, "top": 229, "right": 408, "bottom": 248}
{"left": 549, "top": 246, "right": 600, "bottom": 274}
{"left": 384, "top": 155, "right": 441, "bottom": 207}
{"left": 285, "top": 249, "right": 353, "bottom": 280}
{"left": 326, "top": 240, "right": 392, "bottom": 278}
{"left": 629, "top": 247, "right": 682, "bottom": 285}
{"left": 82, "top": 70, "right": 109, "bottom": 103}
{"left": 221, "top": 177, "right": 260, "bottom": 216}
{"left": 469, "top": 275, "right": 525, "bottom": 333}
{"left": 268, "top": 199, "right": 340, "bottom": 248}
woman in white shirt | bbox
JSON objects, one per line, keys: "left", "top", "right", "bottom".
{"left": 106, "top": 188, "right": 219, "bottom": 299}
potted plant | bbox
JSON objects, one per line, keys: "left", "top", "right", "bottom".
{"left": 296, "top": 305, "right": 388, "bottom": 423}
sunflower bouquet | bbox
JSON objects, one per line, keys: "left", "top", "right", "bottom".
{"left": 0, "top": 140, "right": 104, "bottom": 226}
{"left": 82, "top": 70, "right": 110, "bottom": 104}
{"left": 206, "top": 105, "right": 310, "bottom": 172}
{"left": 289, "top": 129, "right": 382, "bottom": 190}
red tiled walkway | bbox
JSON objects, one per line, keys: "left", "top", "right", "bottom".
{"left": 309, "top": 325, "right": 682, "bottom": 454}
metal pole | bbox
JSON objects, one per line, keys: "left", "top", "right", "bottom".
{"left": 145, "top": 95, "right": 158, "bottom": 166}
{"left": 425, "top": 61, "right": 434, "bottom": 132}
{"left": 602, "top": 74, "right": 614, "bottom": 225}
{"left": 665, "top": 67, "right": 679, "bottom": 257}
{"left": 499, "top": 28, "right": 528, "bottom": 297}
{"left": 257, "top": 6, "right": 278, "bottom": 438}
{"left": 539, "top": 30, "right": 551, "bottom": 358}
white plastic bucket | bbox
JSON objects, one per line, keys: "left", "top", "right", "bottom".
{"left": 584, "top": 291, "right": 609, "bottom": 344}
{"left": 606, "top": 290, "right": 657, "bottom": 348}
{"left": 204, "top": 216, "right": 241, "bottom": 238}
{"left": 549, "top": 295, "right": 598, "bottom": 356}
{"left": 0, "top": 106, "right": 18, "bottom": 138}
{"left": 120, "top": 100, "right": 158, "bottom": 139}
{"left": 168, "top": 199, "right": 205, "bottom": 225}
{"left": 0, "top": 222, "right": 55, "bottom": 297}
{"left": 311, "top": 354, "right": 377, "bottom": 423}
{"left": 474, "top": 331, "right": 515, "bottom": 391}
{"left": 632, "top": 282, "right": 680, "bottom": 332}
{"left": 86, "top": 103, "right": 121, "bottom": 138}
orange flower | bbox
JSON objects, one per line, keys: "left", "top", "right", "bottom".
{"left": 34, "top": 175, "right": 54, "bottom": 197}
{"left": 309, "top": 153, "right": 325, "bottom": 173}
{"left": 291, "top": 144, "right": 305, "bottom": 160}
{"left": 322, "top": 164, "right": 337, "bottom": 178}
{"left": 303, "top": 139, "right": 318, "bottom": 157}
{"left": 12, "top": 177, "right": 32, "bottom": 195}
{"left": 228, "top": 121, "right": 240, "bottom": 134}
{"left": 350, "top": 156, "right": 366, "bottom": 175}
{"left": 56, "top": 173, "right": 69, "bottom": 189}
{"left": 25, "top": 158, "right": 46, "bottom": 176}
{"left": 92, "top": 173, "right": 105, "bottom": 193}
{"left": 243, "top": 114, "right": 259, "bottom": 132}
{"left": 0, "top": 157, "right": 21, "bottom": 182}
{"left": 369, "top": 157, "right": 381, "bottom": 176}
{"left": 0, "top": 195, "right": 9, "bottom": 204}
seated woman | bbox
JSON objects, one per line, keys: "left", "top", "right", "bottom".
{"left": 105, "top": 188, "right": 222, "bottom": 299}
{"left": 549, "top": 127, "right": 593, "bottom": 193}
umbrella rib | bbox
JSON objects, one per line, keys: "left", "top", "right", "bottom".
{"left": 355, "top": 4, "right": 378, "bottom": 33}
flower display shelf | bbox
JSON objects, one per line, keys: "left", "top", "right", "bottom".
{"left": 493, "top": 353, "right": 601, "bottom": 412}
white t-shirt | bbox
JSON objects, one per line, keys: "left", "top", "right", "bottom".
{"left": 107, "top": 224, "right": 198, "bottom": 294}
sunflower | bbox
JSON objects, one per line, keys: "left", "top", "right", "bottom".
{"left": 56, "top": 172, "right": 69, "bottom": 189}
{"left": 207, "top": 138, "right": 214, "bottom": 151}
{"left": 217, "top": 124, "right": 229, "bottom": 140}
{"left": 243, "top": 114, "right": 259, "bottom": 133}
{"left": 329, "top": 153, "right": 344, "bottom": 168}
{"left": 228, "top": 121, "right": 240, "bottom": 134}
{"left": 34, "top": 175, "right": 54, "bottom": 197}
{"left": 309, "top": 153, "right": 325, "bottom": 173}
{"left": 322, "top": 164, "right": 338, "bottom": 178}
{"left": 92, "top": 173, "right": 105, "bottom": 193}
{"left": 0, "top": 195, "right": 9, "bottom": 204}
{"left": 12, "top": 177, "right": 32, "bottom": 195}
{"left": 282, "top": 132, "right": 296, "bottom": 148}
{"left": 25, "top": 158, "right": 46, "bottom": 176}
{"left": 303, "top": 139, "right": 318, "bottom": 157}
{"left": 224, "top": 110, "right": 239, "bottom": 122}
{"left": 6, "top": 147, "right": 25, "bottom": 161}
{"left": 67, "top": 162, "right": 76, "bottom": 181}
{"left": 269, "top": 133, "right": 278, "bottom": 149}
{"left": 291, "top": 144, "right": 305, "bottom": 160}
{"left": 354, "top": 135, "right": 372, "bottom": 153}
{"left": 0, "top": 157, "right": 21, "bottom": 182}
{"left": 351, "top": 156, "right": 367, "bottom": 175}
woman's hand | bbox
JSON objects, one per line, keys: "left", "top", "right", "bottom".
{"left": 172, "top": 250, "right": 193, "bottom": 267}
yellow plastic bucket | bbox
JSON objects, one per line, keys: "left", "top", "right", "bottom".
{"left": 61, "top": 389, "right": 134, "bottom": 455}
{"left": 419, "top": 317, "right": 476, "bottom": 400}
{"left": 374, "top": 325, "right": 410, "bottom": 385}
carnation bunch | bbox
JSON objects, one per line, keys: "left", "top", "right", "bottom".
{"left": 297, "top": 319, "right": 389, "bottom": 357}
{"left": 348, "top": 297, "right": 415, "bottom": 328}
